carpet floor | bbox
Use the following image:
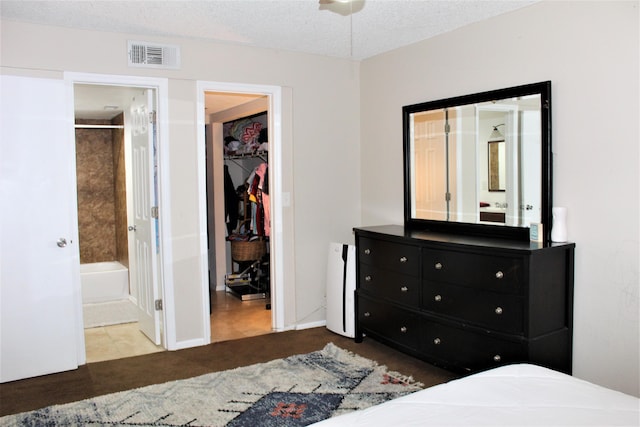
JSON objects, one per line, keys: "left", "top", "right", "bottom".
{"left": 2, "top": 343, "right": 425, "bottom": 426}
{"left": 0, "top": 327, "right": 459, "bottom": 417}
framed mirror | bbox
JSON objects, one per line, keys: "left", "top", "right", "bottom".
{"left": 403, "top": 81, "right": 551, "bottom": 242}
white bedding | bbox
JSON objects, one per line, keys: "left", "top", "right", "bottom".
{"left": 312, "top": 364, "right": 640, "bottom": 426}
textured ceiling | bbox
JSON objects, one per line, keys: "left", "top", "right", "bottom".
{"left": 0, "top": 0, "right": 537, "bottom": 60}
{"left": 4, "top": 0, "right": 538, "bottom": 118}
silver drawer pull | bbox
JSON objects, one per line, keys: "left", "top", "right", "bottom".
{"left": 434, "top": 294, "right": 442, "bottom": 302}
{"left": 400, "top": 326, "right": 407, "bottom": 333}
{"left": 493, "top": 355, "right": 502, "bottom": 362}
{"left": 495, "top": 271, "right": 504, "bottom": 279}
{"left": 364, "top": 312, "right": 371, "bottom": 317}
{"left": 434, "top": 262, "right": 443, "bottom": 270}
{"left": 365, "top": 275, "right": 372, "bottom": 282}
{"left": 495, "top": 307, "right": 503, "bottom": 315}
{"left": 433, "top": 338, "right": 441, "bottom": 345}
{"left": 400, "top": 286, "right": 408, "bottom": 292}
{"left": 399, "top": 256, "right": 408, "bottom": 263}
{"left": 364, "top": 248, "right": 371, "bottom": 255}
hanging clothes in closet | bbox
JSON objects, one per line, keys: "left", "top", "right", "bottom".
{"left": 222, "top": 111, "right": 269, "bottom": 240}
{"left": 224, "top": 164, "right": 239, "bottom": 235}
{"left": 246, "top": 162, "right": 270, "bottom": 237}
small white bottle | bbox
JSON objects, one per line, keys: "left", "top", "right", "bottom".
{"left": 551, "top": 207, "right": 568, "bottom": 242}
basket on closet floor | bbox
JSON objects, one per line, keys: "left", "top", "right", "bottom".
{"left": 231, "top": 239, "right": 266, "bottom": 262}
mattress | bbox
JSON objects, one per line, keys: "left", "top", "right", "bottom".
{"left": 312, "top": 364, "right": 640, "bottom": 426}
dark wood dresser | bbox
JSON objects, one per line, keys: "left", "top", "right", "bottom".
{"left": 354, "top": 225, "right": 575, "bottom": 374}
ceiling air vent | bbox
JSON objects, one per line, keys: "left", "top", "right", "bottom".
{"left": 127, "top": 40, "right": 180, "bottom": 69}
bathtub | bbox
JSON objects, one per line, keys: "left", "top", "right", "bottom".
{"left": 80, "top": 261, "right": 129, "bottom": 304}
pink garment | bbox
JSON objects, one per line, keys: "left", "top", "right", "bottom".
{"left": 262, "top": 194, "right": 271, "bottom": 237}
{"left": 255, "top": 163, "right": 267, "bottom": 188}
{"left": 255, "top": 163, "right": 271, "bottom": 236}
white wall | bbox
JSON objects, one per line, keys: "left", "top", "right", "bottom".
{"left": 360, "top": 1, "right": 639, "bottom": 396}
{"left": 1, "top": 21, "right": 361, "bottom": 344}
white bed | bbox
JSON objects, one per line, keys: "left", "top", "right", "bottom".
{"left": 313, "top": 364, "right": 639, "bottom": 426}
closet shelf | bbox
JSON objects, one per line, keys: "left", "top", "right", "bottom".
{"left": 224, "top": 150, "right": 268, "bottom": 162}
{"left": 74, "top": 124, "right": 124, "bottom": 129}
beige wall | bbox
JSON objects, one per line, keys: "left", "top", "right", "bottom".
{"left": 360, "top": 1, "right": 639, "bottom": 396}
{"left": 1, "top": 21, "right": 361, "bottom": 343}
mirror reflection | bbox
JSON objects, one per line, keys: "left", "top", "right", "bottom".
{"left": 488, "top": 140, "right": 505, "bottom": 193}
{"left": 488, "top": 123, "right": 506, "bottom": 193}
{"left": 403, "top": 82, "right": 551, "bottom": 240}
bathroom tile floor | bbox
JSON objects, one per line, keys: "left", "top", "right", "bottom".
{"left": 85, "top": 290, "right": 272, "bottom": 363}
{"left": 84, "top": 323, "right": 164, "bottom": 363}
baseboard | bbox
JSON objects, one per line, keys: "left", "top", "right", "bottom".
{"left": 295, "top": 320, "right": 327, "bottom": 330}
{"left": 169, "top": 337, "right": 210, "bottom": 351}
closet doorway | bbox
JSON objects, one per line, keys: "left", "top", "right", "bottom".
{"left": 206, "top": 92, "right": 272, "bottom": 342}
{"left": 199, "top": 82, "right": 284, "bottom": 343}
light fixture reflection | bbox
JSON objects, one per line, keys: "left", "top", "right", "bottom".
{"left": 490, "top": 124, "right": 505, "bottom": 141}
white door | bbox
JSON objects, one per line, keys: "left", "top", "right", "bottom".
{"left": 130, "top": 90, "right": 161, "bottom": 345}
{"left": 0, "top": 75, "right": 80, "bottom": 382}
{"left": 520, "top": 110, "right": 542, "bottom": 227}
{"left": 504, "top": 110, "right": 519, "bottom": 226}
{"left": 412, "top": 110, "right": 450, "bottom": 220}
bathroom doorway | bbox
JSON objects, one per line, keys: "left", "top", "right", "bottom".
{"left": 73, "top": 83, "right": 165, "bottom": 362}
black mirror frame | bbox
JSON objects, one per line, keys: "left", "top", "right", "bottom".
{"left": 403, "top": 81, "right": 552, "bottom": 243}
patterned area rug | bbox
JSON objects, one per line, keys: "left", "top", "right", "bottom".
{"left": 2, "top": 343, "right": 423, "bottom": 426}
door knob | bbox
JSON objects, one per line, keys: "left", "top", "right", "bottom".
{"left": 128, "top": 225, "right": 137, "bottom": 231}
{"left": 56, "top": 238, "right": 67, "bottom": 248}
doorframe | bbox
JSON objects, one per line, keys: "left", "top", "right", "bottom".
{"left": 476, "top": 105, "right": 519, "bottom": 226}
{"left": 64, "top": 72, "right": 174, "bottom": 352}
{"left": 196, "top": 81, "right": 284, "bottom": 337}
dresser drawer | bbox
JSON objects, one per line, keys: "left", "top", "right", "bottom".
{"left": 358, "top": 237, "right": 420, "bottom": 276}
{"left": 423, "top": 283, "right": 524, "bottom": 334}
{"left": 359, "top": 265, "right": 420, "bottom": 307}
{"left": 358, "top": 296, "right": 420, "bottom": 349}
{"left": 421, "top": 319, "right": 525, "bottom": 371}
{"left": 423, "top": 249, "right": 523, "bottom": 293}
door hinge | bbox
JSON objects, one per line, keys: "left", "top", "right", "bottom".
{"left": 445, "top": 192, "right": 451, "bottom": 202}
{"left": 151, "top": 206, "right": 159, "bottom": 218}
{"left": 155, "top": 299, "right": 163, "bottom": 311}
{"left": 149, "top": 110, "right": 157, "bottom": 124}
